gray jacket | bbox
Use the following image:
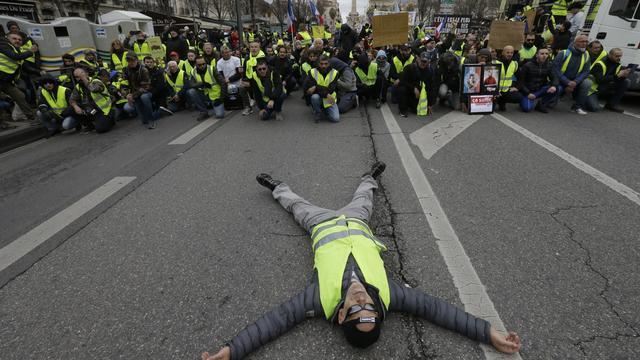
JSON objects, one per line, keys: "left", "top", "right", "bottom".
{"left": 227, "top": 255, "right": 491, "bottom": 360}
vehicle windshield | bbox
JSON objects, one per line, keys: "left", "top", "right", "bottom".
{"left": 608, "top": 0, "right": 640, "bottom": 19}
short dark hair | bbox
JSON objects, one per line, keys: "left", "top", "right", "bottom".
{"left": 319, "top": 54, "right": 330, "bottom": 62}
{"left": 143, "top": 56, "right": 154, "bottom": 62}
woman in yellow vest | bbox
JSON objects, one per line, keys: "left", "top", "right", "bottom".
{"left": 36, "top": 75, "right": 75, "bottom": 136}
{"left": 110, "top": 40, "right": 128, "bottom": 74}
{"left": 202, "top": 163, "right": 523, "bottom": 359}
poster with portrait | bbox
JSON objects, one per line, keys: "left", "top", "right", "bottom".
{"left": 462, "top": 65, "right": 482, "bottom": 95}
{"left": 482, "top": 64, "right": 500, "bottom": 94}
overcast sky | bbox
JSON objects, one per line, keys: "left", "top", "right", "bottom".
{"left": 337, "top": 0, "right": 369, "bottom": 20}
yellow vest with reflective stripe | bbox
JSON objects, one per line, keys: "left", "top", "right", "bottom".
{"left": 392, "top": 55, "right": 414, "bottom": 79}
{"left": 310, "top": 68, "right": 338, "bottom": 108}
{"left": 299, "top": 31, "right": 312, "bottom": 46}
{"left": 561, "top": 49, "right": 589, "bottom": 74}
{"left": 497, "top": 60, "right": 518, "bottom": 92}
{"left": 311, "top": 215, "right": 390, "bottom": 319}
{"left": 519, "top": 46, "right": 537, "bottom": 60}
{"left": 111, "top": 51, "right": 128, "bottom": 72}
{"left": 588, "top": 60, "right": 621, "bottom": 95}
{"left": 253, "top": 72, "right": 274, "bottom": 103}
{"left": 191, "top": 66, "right": 221, "bottom": 101}
{"left": 179, "top": 60, "right": 195, "bottom": 76}
{"left": 20, "top": 38, "right": 35, "bottom": 64}
{"left": 355, "top": 63, "right": 378, "bottom": 86}
{"left": 40, "top": 86, "right": 69, "bottom": 116}
{"left": 76, "top": 79, "right": 112, "bottom": 115}
{"left": 245, "top": 50, "right": 266, "bottom": 80}
{"left": 301, "top": 62, "right": 313, "bottom": 75}
{"left": 417, "top": 82, "right": 429, "bottom": 116}
{"left": 0, "top": 43, "right": 21, "bottom": 76}
{"left": 165, "top": 70, "right": 186, "bottom": 94}
{"left": 133, "top": 42, "right": 150, "bottom": 60}
{"left": 551, "top": 0, "right": 567, "bottom": 16}
{"left": 590, "top": 50, "right": 607, "bottom": 70}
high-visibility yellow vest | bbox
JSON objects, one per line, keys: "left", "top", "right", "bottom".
{"left": 392, "top": 55, "right": 414, "bottom": 79}
{"left": 301, "top": 62, "right": 313, "bottom": 75}
{"left": 311, "top": 215, "right": 390, "bottom": 319}
{"left": 588, "top": 60, "right": 621, "bottom": 95}
{"left": 40, "top": 86, "right": 69, "bottom": 116}
{"left": 560, "top": 49, "right": 589, "bottom": 74}
{"left": 209, "top": 57, "right": 217, "bottom": 69}
{"left": 253, "top": 72, "right": 275, "bottom": 103}
{"left": 551, "top": 0, "right": 568, "bottom": 16}
{"left": 299, "top": 31, "right": 312, "bottom": 46}
{"left": 20, "top": 38, "right": 35, "bottom": 64}
{"left": 590, "top": 50, "right": 607, "bottom": 69}
{"left": 496, "top": 60, "right": 518, "bottom": 92}
{"left": 111, "top": 51, "right": 128, "bottom": 72}
{"left": 133, "top": 42, "right": 151, "bottom": 60}
{"left": 245, "top": 50, "right": 266, "bottom": 80}
{"left": 324, "top": 31, "right": 332, "bottom": 39}
{"left": 191, "top": 66, "right": 221, "bottom": 101}
{"left": 179, "top": 60, "right": 195, "bottom": 76}
{"left": 355, "top": 63, "right": 378, "bottom": 86}
{"left": 246, "top": 32, "right": 255, "bottom": 42}
{"left": 0, "top": 43, "right": 21, "bottom": 76}
{"left": 165, "top": 70, "right": 186, "bottom": 94}
{"left": 111, "top": 80, "right": 128, "bottom": 105}
{"left": 310, "top": 68, "right": 338, "bottom": 108}
{"left": 76, "top": 79, "right": 112, "bottom": 115}
{"left": 452, "top": 43, "right": 466, "bottom": 58}
{"left": 519, "top": 46, "right": 537, "bottom": 61}
{"left": 417, "top": 82, "right": 429, "bottom": 116}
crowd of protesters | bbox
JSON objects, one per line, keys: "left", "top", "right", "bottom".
{"left": 0, "top": 0, "right": 634, "bottom": 137}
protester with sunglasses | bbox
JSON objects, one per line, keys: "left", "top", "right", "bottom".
{"left": 250, "top": 59, "right": 286, "bottom": 121}
{"left": 187, "top": 56, "right": 226, "bottom": 121}
{"left": 202, "top": 162, "right": 522, "bottom": 360}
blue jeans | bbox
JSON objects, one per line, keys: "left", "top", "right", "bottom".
{"left": 186, "top": 88, "right": 224, "bottom": 118}
{"left": 557, "top": 79, "right": 591, "bottom": 110}
{"left": 135, "top": 92, "right": 159, "bottom": 124}
{"left": 38, "top": 110, "right": 75, "bottom": 131}
{"left": 310, "top": 94, "right": 339, "bottom": 122}
{"left": 338, "top": 92, "right": 357, "bottom": 114}
{"left": 520, "top": 86, "right": 558, "bottom": 112}
{"left": 585, "top": 78, "right": 630, "bottom": 112}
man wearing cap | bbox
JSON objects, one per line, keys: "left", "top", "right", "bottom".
{"left": 389, "top": 44, "right": 414, "bottom": 104}
{"left": 398, "top": 52, "right": 437, "bottom": 117}
{"left": 250, "top": 59, "right": 286, "bottom": 121}
{"left": 585, "top": 48, "right": 631, "bottom": 113}
{"left": 36, "top": 75, "right": 75, "bottom": 137}
{"left": 187, "top": 55, "right": 226, "bottom": 121}
{"left": 202, "top": 162, "right": 522, "bottom": 360}
{"left": 133, "top": 32, "right": 151, "bottom": 61}
{"left": 353, "top": 53, "right": 384, "bottom": 108}
{"left": 78, "top": 50, "right": 100, "bottom": 76}
{"left": 121, "top": 53, "right": 160, "bottom": 129}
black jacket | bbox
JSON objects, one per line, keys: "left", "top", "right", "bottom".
{"left": 269, "top": 56, "right": 293, "bottom": 82}
{"left": 227, "top": 255, "right": 491, "bottom": 360}
{"left": 0, "top": 38, "right": 34, "bottom": 82}
{"left": 164, "top": 35, "right": 189, "bottom": 60}
{"left": 122, "top": 64, "right": 150, "bottom": 99}
{"left": 304, "top": 67, "right": 338, "bottom": 98}
{"left": 518, "top": 58, "right": 559, "bottom": 94}
{"left": 250, "top": 70, "right": 283, "bottom": 105}
{"left": 145, "top": 66, "right": 167, "bottom": 100}
{"left": 400, "top": 63, "right": 438, "bottom": 106}
{"left": 590, "top": 56, "right": 621, "bottom": 87}
{"left": 339, "top": 25, "right": 358, "bottom": 54}
{"left": 438, "top": 53, "right": 460, "bottom": 92}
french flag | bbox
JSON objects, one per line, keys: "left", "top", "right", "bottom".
{"left": 287, "top": 0, "right": 296, "bottom": 34}
{"left": 308, "top": 0, "right": 320, "bottom": 18}
{"left": 435, "top": 17, "right": 447, "bottom": 39}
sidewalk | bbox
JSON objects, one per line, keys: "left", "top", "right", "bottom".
{"left": 0, "top": 121, "right": 46, "bottom": 154}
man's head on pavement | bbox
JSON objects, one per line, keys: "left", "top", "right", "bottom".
{"left": 608, "top": 48, "right": 623, "bottom": 64}
{"left": 574, "top": 35, "right": 588, "bottom": 52}
{"left": 338, "top": 280, "right": 382, "bottom": 348}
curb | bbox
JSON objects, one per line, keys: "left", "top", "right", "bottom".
{"left": 0, "top": 125, "right": 46, "bottom": 154}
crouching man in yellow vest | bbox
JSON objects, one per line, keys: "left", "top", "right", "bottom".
{"left": 305, "top": 55, "right": 340, "bottom": 123}
{"left": 186, "top": 55, "right": 226, "bottom": 121}
{"left": 202, "top": 162, "right": 523, "bottom": 360}
{"left": 69, "top": 67, "right": 115, "bottom": 133}
{"left": 36, "top": 75, "right": 76, "bottom": 137}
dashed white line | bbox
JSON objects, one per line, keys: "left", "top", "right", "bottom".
{"left": 492, "top": 113, "right": 640, "bottom": 207}
{"left": 168, "top": 119, "right": 219, "bottom": 145}
{"left": 380, "top": 104, "right": 520, "bottom": 360}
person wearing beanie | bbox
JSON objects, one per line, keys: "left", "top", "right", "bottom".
{"left": 36, "top": 75, "right": 75, "bottom": 137}
{"left": 202, "top": 163, "right": 523, "bottom": 360}
{"left": 353, "top": 53, "right": 385, "bottom": 108}
{"left": 375, "top": 50, "right": 390, "bottom": 106}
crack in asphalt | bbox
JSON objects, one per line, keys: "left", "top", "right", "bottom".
{"left": 521, "top": 204, "right": 640, "bottom": 356}
{"left": 361, "top": 106, "right": 435, "bottom": 359}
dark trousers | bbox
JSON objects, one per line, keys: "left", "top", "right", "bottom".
{"left": 0, "top": 81, "right": 35, "bottom": 119}
{"left": 256, "top": 93, "right": 286, "bottom": 120}
{"left": 76, "top": 110, "right": 115, "bottom": 133}
{"left": 497, "top": 90, "right": 524, "bottom": 108}
{"left": 398, "top": 85, "right": 418, "bottom": 114}
{"left": 356, "top": 74, "right": 384, "bottom": 101}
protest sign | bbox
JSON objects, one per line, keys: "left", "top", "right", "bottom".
{"left": 372, "top": 12, "right": 409, "bottom": 47}
{"left": 432, "top": 14, "right": 472, "bottom": 34}
{"left": 469, "top": 95, "right": 494, "bottom": 114}
{"left": 312, "top": 25, "right": 325, "bottom": 39}
{"left": 147, "top": 36, "right": 165, "bottom": 61}
{"left": 488, "top": 20, "right": 525, "bottom": 50}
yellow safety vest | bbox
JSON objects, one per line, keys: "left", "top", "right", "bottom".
{"left": 191, "top": 66, "right": 222, "bottom": 101}
{"left": 111, "top": 80, "right": 128, "bottom": 105}
{"left": 40, "top": 86, "right": 69, "bottom": 116}
{"left": 392, "top": 55, "right": 414, "bottom": 79}
{"left": 246, "top": 32, "right": 255, "bottom": 42}
{"left": 179, "top": 60, "right": 196, "bottom": 76}
{"left": 20, "top": 38, "right": 35, "bottom": 64}
{"left": 165, "top": 70, "right": 186, "bottom": 94}
{"left": 588, "top": 60, "right": 621, "bottom": 95}
{"left": 253, "top": 72, "right": 275, "bottom": 103}
{"left": 76, "top": 79, "right": 112, "bottom": 115}
{"left": 496, "top": 60, "right": 518, "bottom": 92}
{"left": 551, "top": 0, "right": 568, "bottom": 16}
{"left": 560, "top": 49, "right": 589, "bottom": 74}
{"left": 245, "top": 50, "right": 265, "bottom": 80}
{"left": 324, "top": 31, "right": 332, "bottom": 39}
{"left": 519, "top": 46, "right": 537, "bottom": 61}
{"left": 0, "top": 43, "right": 21, "bottom": 76}
{"left": 310, "top": 68, "right": 338, "bottom": 108}
{"left": 186, "top": 39, "right": 196, "bottom": 53}
{"left": 417, "top": 82, "right": 429, "bottom": 116}
{"left": 301, "top": 62, "right": 313, "bottom": 75}
{"left": 355, "top": 63, "right": 378, "bottom": 86}
{"left": 299, "top": 31, "right": 312, "bottom": 46}
{"left": 111, "top": 51, "right": 128, "bottom": 73}
{"left": 590, "top": 50, "right": 607, "bottom": 69}
{"left": 311, "top": 215, "right": 390, "bottom": 319}
{"left": 133, "top": 42, "right": 151, "bottom": 60}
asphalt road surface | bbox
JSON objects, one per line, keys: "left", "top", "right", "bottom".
{"left": 1, "top": 92, "right": 639, "bottom": 359}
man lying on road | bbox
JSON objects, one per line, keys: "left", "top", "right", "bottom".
{"left": 202, "top": 162, "right": 521, "bottom": 360}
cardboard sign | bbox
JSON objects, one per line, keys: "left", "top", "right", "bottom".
{"left": 372, "top": 12, "right": 409, "bottom": 47}
{"left": 469, "top": 95, "right": 494, "bottom": 114}
{"left": 147, "top": 36, "right": 165, "bottom": 61}
{"left": 432, "top": 14, "right": 472, "bottom": 34}
{"left": 488, "top": 20, "right": 525, "bottom": 50}
{"left": 312, "top": 25, "right": 325, "bottom": 39}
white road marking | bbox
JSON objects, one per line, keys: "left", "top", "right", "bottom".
{"left": 168, "top": 119, "right": 219, "bottom": 145}
{"left": 380, "top": 105, "right": 520, "bottom": 360}
{"left": 409, "top": 111, "right": 483, "bottom": 159}
{"left": 492, "top": 113, "right": 640, "bottom": 207}
{"left": 0, "top": 176, "right": 136, "bottom": 280}
{"left": 623, "top": 111, "right": 640, "bottom": 119}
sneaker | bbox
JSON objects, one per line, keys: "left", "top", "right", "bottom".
{"left": 375, "top": 100, "right": 381, "bottom": 109}
{"left": 256, "top": 173, "right": 282, "bottom": 191}
{"left": 242, "top": 107, "right": 254, "bottom": 116}
{"left": 148, "top": 120, "right": 157, "bottom": 129}
{"left": 363, "top": 161, "right": 387, "bottom": 179}
{"left": 400, "top": 112, "right": 408, "bottom": 118}
{"left": 574, "top": 107, "right": 587, "bottom": 115}
{"left": 604, "top": 104, "right": 624, "bottom": 113}
{"left": 275, "top": 112, "right": 284, "bottom": 121}
{"left": 158, "top": 106, "right": 174, "bottom": 115}
{"left": 197, "top": 112, "right": 209, "bottom": 121}
{"left": 249, "top": 98, "right": 256, "bottom": 107}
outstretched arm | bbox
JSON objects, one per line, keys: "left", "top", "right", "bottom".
{"left": 388, "top": 280, "right": 521, "bottom": 354}
{"left": 203, "top": 282, "right": 322, "bottom": 360}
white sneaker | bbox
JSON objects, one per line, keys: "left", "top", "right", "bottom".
{"left": 574, "top": 107, "right": 587, "bottom": 115}
{"left": 158, "top": 106, "right": 174, "bottom": 115}
{"left": 249, "top": 99, "right": 256, "bottom": 107}
{"left": 242, "top": 107, "right": 254, "bottom": 116}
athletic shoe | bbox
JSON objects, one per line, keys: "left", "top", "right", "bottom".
{"left": 574, "top": 107, "right": 587, "bottom": 115}
{"left": 250, "top": 98, "right": 256, "bottom": 107}
{"left": 242, "top": 107, "right": 254, "bottom": 116}
{"left": 400, "top": 112, "right": 408, "bottom": 118}
{"left": 148, "top": 120, "right": 157, "bottom": 129}
{"left": 158, "top": 106, "right": 174, "bottom": 115}
{"left": 256, "top": 173, "right": 282, "bottom": 191}
{"left": 363, "top": 161, "right": 387, "bottom": 179}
